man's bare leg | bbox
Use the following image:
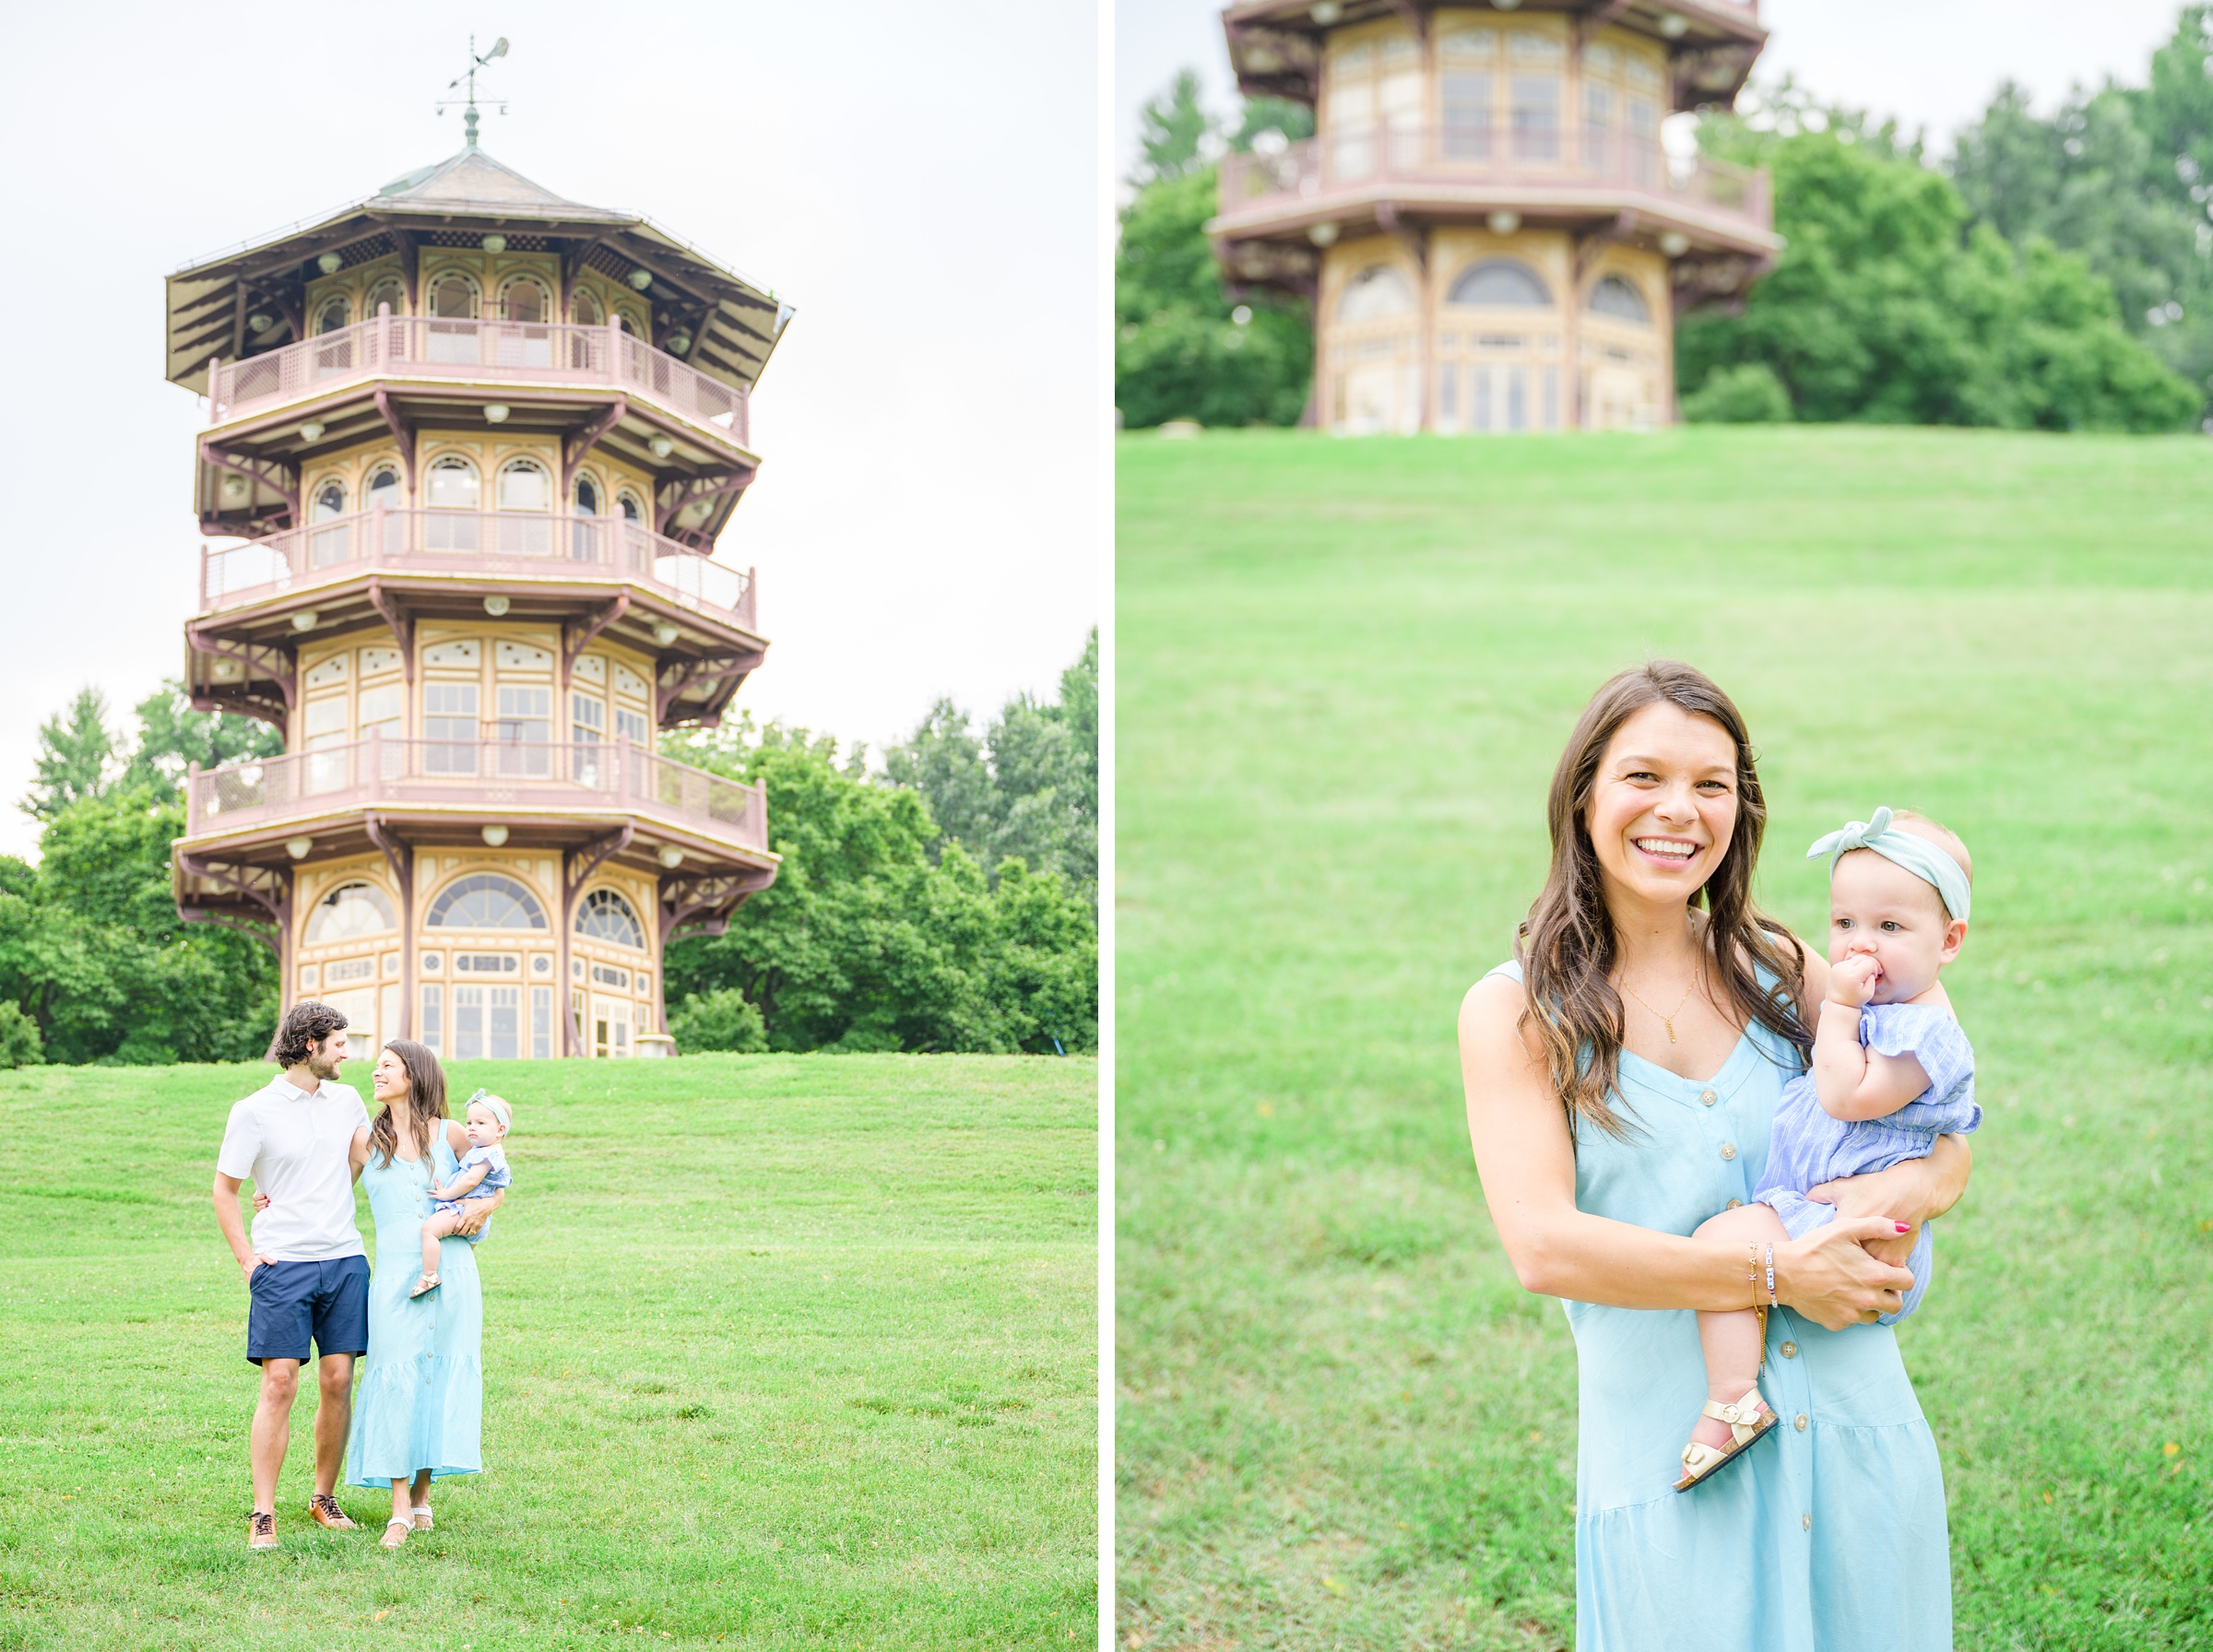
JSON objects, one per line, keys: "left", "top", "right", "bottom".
{"left": 251, "top": 1359, "right": 302, "bottom": 1514}
{"left": 314, "top": 1352, "right": 355, "bottom": 1497}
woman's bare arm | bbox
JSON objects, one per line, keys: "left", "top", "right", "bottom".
{"left": 1461, "top": 974, "right": 1913, "bottom": 1329}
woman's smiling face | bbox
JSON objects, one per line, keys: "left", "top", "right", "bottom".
{"left": 1584, "top": 702, "right": 1741, "bottom": 912}
{"left": 372, "top": 1046, "right": 409, "bottom": 1104}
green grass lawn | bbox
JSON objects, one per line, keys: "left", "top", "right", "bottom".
{"left": 1116, "top": 426, "right": 2213, "bottom": 1651}
{"left": 0, "top": 1053, "right": 1096, "bottom": 1650}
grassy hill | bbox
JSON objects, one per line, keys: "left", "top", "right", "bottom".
{"left": 0, "top": 1054, "right": 1095, "bottom": 1650}
{"left": 1117, "top": 426, "right": 2213, "bottom": 1650}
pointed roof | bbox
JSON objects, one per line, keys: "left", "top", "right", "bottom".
{"left": 165, "top": 148, "right": 791, "bottom": 397}
{"left": 371, "top": 146, "right": 626, "bottom": 218}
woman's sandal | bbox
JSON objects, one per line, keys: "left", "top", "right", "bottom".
{"left": 411, "top": 1504, "right": 434, "bottom": 1531}
{"left": 380, "top": 1517, "right": 410, "bottom": 1550}
{"left": 409, "top": 1273, "right": 440, "bottom": 1300}
{"left": 1673, "top": 1384, "right": 1781, "bottom": 1493}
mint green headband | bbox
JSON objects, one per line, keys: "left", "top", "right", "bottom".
{"left": 465, "top": 1087, "right": 511, "bottom": 1132}
{"left": 1806, "top": 807, "right": 1970, "bottom": 923}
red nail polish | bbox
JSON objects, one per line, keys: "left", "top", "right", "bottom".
{"left": 1893, "top": 1221, "right": 1910, "bottom": 1233}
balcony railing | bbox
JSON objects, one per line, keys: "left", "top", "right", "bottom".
{"left": 1219, "top": 130, "right": 1771, "bottom": 236}
{"left": 200, "top": 507, "right": 757, "bottom": 630}
{"left": 208, "top": 315, "right": 750, "bottom": 445}
{"left": 186, "top": 735, "right": 768, "bottom": 852}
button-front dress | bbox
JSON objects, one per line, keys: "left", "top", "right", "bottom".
{"left": 345, "top": 1134, "right": 485, "bottom": 1487}
{"left": 1486, "top": 962, "right": 1952, "bottom": 1652}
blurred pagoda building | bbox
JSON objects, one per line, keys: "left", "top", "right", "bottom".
{"left": 1212, "top": 0, "right": 1779, "bottom": 432}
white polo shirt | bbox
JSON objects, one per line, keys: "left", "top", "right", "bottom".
{"left": 216, "top": 1075, "right": 370, "bottom": 1261}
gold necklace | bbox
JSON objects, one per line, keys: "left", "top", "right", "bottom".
{"left": 1620, "top": 973, "right": 1698, "bottom": 1044}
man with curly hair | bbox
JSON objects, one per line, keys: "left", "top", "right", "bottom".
{"left": 211, "top": 1001, "right": 371, "bottom": 1549}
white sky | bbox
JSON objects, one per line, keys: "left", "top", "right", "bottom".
{"left": 0, "top": 0, "right": 1099, "bottom": 860}
{"left": 1117, "top": 0, "right": 2193, "bottom": 175}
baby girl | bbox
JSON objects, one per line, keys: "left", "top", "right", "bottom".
{"left": 410, "top": 1091, "right": 513, "bottom": 1300}
{"left": 1675, "top": 808, "right": 1981, "bottom": 1491}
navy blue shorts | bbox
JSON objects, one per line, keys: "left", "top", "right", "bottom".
{"left": 246, "top": 1257, "right": 370, "bottom": 1366}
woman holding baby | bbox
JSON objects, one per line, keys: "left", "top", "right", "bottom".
{"left": 1459, "top": 661, "right": 1974, "bottom": 1651}
{"left": 344, "top": 1040, "right": 504, "bottom": 1548}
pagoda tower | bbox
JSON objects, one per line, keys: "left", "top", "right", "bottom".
{"left": 1212, "top": 0, "right": 1778, "bottom": 432}
{"left": 164, "top": 133, "right": 792, "bottom": 1059}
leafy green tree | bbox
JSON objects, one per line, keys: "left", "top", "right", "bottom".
{"left": 21, "top": 689, "right": 117, "bottom": 822}
{"left": 1681, "top": 361, "right": 1793, "bottom": 423}
{"left": 124, "top": 680, "right": 283, "bottom": 803}
{"left": 884, "top": 630, "right": 1097, "bottom": 897}
{"left": 1135, "top": 67, "right": 1214, "bottom": 184}
{"left": 659, "top": 713, "right": 1096, "bottom": 1056}
{"left": 1681, "top": 112, "right": 2200, "bottom": 431}
{"left": 668, "top": 986, "right": 768, "bottom": 1053}
{"left": 0, "top": 1000, "right": 39, "bottom": 1068}
{"left": 6, "top": 788, "right": 278, "bottom": 1065}
{"left": 1947, "top": 10, "right": 2213, "bottom": 417}
{"left": 1116, "top": 168, "right": 1315, "bottom": 428}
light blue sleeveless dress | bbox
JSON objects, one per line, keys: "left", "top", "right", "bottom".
{"left": 345, "top": 1133, "right": 484, "bottom": 1487}
{"left": 1486, "top": 962, "right": 1951, "bottom": 1652}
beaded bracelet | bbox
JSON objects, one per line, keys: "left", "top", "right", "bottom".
{"left": 1746, "top": 1243, "right": 1761, "bottom": 1311}
{"left": 1763, "top": 1242, "right": 1778, "bottom": 1307}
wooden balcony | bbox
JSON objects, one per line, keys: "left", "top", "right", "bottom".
{"left": 1215, "top": 130, "right": 1778, "bottom": 256}
{"left": 209, "top": 314, "right": 750, "bottom": 450}
{"left": 200, "top": 507, "right": 756, "bottom": 631}
{"left": 184, "top": 735, "right": 768, "bottom": 857}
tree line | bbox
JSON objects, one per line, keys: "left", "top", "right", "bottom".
{"left": 1118, "top": 5, "right": 2213, "bottom": 432}
{"left": 0, "top": 632, "right": 1095, "bottom": 1067}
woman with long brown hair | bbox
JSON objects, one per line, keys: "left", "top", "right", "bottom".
{"left": 1459, "top": 662, "right": 1970, "bottom": 1651}
{"left": 341, "top": 1038, "right": 503, "bottom": 1547}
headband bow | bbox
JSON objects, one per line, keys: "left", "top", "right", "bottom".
{"left": 465, "top": 1087, "right": 512, "bottom": 1132}
{"left": 1806, "top": 806, "right": 1970, "bottom": 923}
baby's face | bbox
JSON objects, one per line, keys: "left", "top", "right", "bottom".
{"left": 463, "top": 1102, "right": 506, "bottom": 1147}
{"left": 1828, "top": 850, "right": 1966, "bottom": 1003}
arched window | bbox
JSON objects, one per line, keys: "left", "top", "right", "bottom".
{"left": 1336, "top": 265, "right": 1414, "bottom": 323}
{"left": 427, "top": 455, "right": 480, "bottom": 510}
{"left": 617, "top": 492, "right": 644, "bottom": 524}
{"left": 430, "top": 274, "right": 478, "bottom": 319}
{"left": 501, "top": 279, "right": 550, "bottom": 324}
{"left": 617, "top": 312, "right": 641, "bottom": 337}
{"left": 1448, "top": 260, "right": 1553, "bottom": 307}
{"left": 574, "top": 477, "right": 600, "bottom": 514}
{"left": 498, "top": 458, "right": 550, "bottom": 511}
{"left": 574, "top": 889, "right": 645, "bottom": 949}
{"left": 427, "top": 874, "right": 548, "bottom": 931}
{"left": 573, "top": 289, "right": 601, "bottom": 326}
{"left": 425, "top": 454, "right": 480, "bottom": 549}
{"left": 1588, "top": 273, "right": 1651, "bottom": 323}
{"left": 365, "top": 466, "right": 401, "bottom": 508}
{"left": 305, "top": 882, "right": 396, "bottom": 944}
{"left": 312, "top": 481, "right": 347, "bottom": 521}
{"left": 315, "top": 298, "right": 349, "bottom": 335}
{"left": 364, "top": 277, "right": 404, "bottom": 319}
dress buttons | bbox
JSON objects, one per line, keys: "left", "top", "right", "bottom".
{"left": 1794, "top": 1414, "right": 1808, "bottom": 1432}
{"left": 1725, "top": 1198, "right": 1743, "bottom": 1210}
{"left": 1802, "top": 1513, "right": 1812, "bottom": 1531}
{"left": 1699, "top": 1089, "right": 1718, "bottom": 1107}
{"left": 1720, "top": 1143, "right": 1738, "bottom": 1161}
{"left": 1781, "top": 1341, "right": 1798, "bottom": 1359}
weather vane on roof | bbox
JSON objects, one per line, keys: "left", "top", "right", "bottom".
{"left": 436, "top": 35, "right": 510, "bottom": 148}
